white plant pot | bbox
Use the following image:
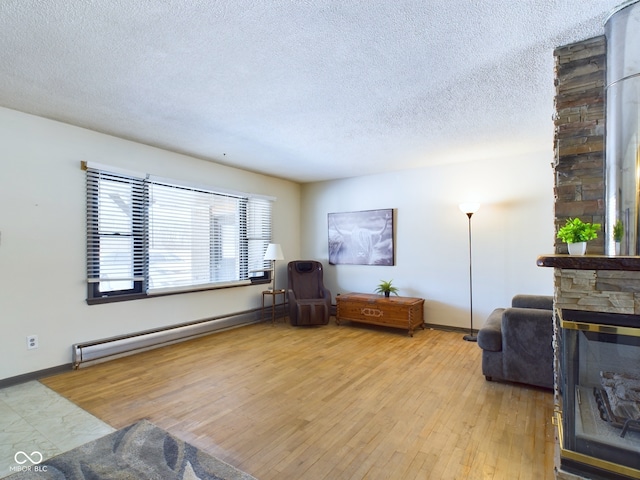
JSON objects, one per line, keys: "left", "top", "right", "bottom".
{"left": 568, "top": 242, "right": 587, "bottom": 255}
{"left": 615, "top": 241, "right": 621, "bottom": 256}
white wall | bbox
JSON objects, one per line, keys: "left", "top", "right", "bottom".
{"left": 0, "top": 104, "right": 555, "bottom": 380}
{"left": 301, "top": 152, "right": 555, "bottom": 330}
{"left": 0, "top": 107, "right": 301, "bottom": 381}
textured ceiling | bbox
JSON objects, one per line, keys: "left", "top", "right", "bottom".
{"left": 0, "top": 1, "right": 622, "bottom": 183}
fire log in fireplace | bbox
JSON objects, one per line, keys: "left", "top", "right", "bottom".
{"left": 597, "top": 371, "right": 640, "bottom": 438}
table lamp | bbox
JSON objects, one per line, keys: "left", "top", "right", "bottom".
{"left": 263, "top": 243, "right": 284, "bottom": 290}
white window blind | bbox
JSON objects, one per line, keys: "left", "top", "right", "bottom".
{"left": 86, "top": 167, "right": 146, "bottom": 295}
{"left": 85, "top": 162, "right": 274, "bottom": 300}
{"left": 247, "top": 196, "right": 273, "bottom": 277}
{"left": 148, "top": 181, "right": 246, "bottom": 291}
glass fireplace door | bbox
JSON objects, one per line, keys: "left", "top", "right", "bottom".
{"left": 560, "top": 310, "right": 640, "bottom": 479}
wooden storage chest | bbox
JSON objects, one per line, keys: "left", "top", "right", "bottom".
{"left": 336, "top": 293, "right": 425, "bottom": 336}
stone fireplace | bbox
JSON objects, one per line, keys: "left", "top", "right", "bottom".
{"left": 549, "top": 2, "right": 640, "bottom": 477}
{"left": 538, "top": 255, "right": 640, "bottom": 479}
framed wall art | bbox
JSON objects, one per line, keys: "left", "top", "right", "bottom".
{"left": 328, "top": 209, "right": 394, "bottom": 265}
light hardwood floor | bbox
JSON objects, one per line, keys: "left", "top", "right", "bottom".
{"left": 42, "top": 320, "right": 555, "bottom": 480}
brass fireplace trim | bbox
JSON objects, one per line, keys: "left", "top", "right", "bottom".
{"left": 560, "top": 320, "right": 640, "bottom": 338}
{"left": 554, "top": 411, "right": 640, "bottom": 479}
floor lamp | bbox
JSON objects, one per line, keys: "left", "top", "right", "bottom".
{"left": 459, "top": 203, "right": 480, "bottom": 342}
{"left": 263, "top": 243, "right": 284, "bottom": 291}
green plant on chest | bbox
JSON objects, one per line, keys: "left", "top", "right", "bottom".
{"left": 375, "top": 279, "right": 399, "bottom": 297}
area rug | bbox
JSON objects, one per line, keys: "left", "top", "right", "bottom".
{"left": 7, "top": 419, "right": 257, "bottom": 480}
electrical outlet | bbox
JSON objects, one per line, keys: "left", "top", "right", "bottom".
{"left": 27, "top": 335, "right": 38, "bottom": 350}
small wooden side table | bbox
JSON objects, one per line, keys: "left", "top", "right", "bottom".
{"left": 262, "top": 289, "right": 287, "bottom": 325}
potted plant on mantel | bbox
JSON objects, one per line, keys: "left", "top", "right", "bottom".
{"left": 613, "top": 219, "right": 624, "bottom": 255}
{"left": 557, "top": 217, "right": 601, "bottom": 255}
{"left": 375, "top": 279, "right": 399, "bottom": 298}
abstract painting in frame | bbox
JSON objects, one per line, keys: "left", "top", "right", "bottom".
{"left": 328, "top": 209, "right": 394, "bottom": 265}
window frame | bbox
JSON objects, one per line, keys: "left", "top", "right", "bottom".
{"left": 84, "top": 162, "right": 273, "bottom": 304}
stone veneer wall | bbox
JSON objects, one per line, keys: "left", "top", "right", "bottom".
{"left": 553, "top": 36, "right": 606, "bottom": 255}
{"left": 554, "top": 269, "right": 640, "bottom": 315}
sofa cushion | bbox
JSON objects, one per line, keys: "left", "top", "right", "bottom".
{"left": 477, "top": 308, "right": 504, "bottom": 352}
{"left": 501, "top": 307, "right": 553, "bottom": 389}
{"left": 511, "top": 294, "right": 553, "bottom": 310}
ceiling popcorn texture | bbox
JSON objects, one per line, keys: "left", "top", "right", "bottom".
{"left": 0, "top": 1, "right": 623, "bottom": 182}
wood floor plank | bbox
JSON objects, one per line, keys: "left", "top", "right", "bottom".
{"left": 41, "top": 321, "right": 554, "bottom": 480}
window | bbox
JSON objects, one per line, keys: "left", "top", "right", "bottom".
{"left": 84, "top": 162, "right": 273, "bottom": 303}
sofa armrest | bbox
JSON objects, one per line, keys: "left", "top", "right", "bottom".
{"left": 321, "top": 287, "right": 332, "bottom": 304}
{"left": 287, "top": 289, "right": 297, "bottom": 303}
{"left": 511, "top": 294, "right": 553, "bottom": 311}
{"left": 477, "top": 308, "right": 505, "bottom": 352}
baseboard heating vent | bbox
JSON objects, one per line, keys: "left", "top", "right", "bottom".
{"left": 72, "top": 309, "right": 259, "bottom": 368}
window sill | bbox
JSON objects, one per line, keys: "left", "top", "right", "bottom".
{"left": 87, "top": 277, "right": 271, "bottom": 305}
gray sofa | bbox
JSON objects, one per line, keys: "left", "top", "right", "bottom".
{"left": 477, "top": 294, "right": 554, "bottom": 389}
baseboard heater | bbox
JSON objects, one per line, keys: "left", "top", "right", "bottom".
{"left": 72, "top": 309, "right": 261, "bottom": 369}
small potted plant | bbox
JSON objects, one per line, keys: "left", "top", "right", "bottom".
{"left": 557, "top": 217, "right": 601, "bottom": 255}
{"left": 613, "top": 219, "right": 624, "bottom": 255}
{"left": 375, "top": 279, "right": 399, "bottom": 298}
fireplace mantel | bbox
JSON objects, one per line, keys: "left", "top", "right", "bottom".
{"left": 537, "top": 254, "right": 640, "bottom": 316}
{"left": 537, "top": 255, "right": 640, "bottom": 271}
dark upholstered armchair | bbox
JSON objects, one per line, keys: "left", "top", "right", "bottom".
{"left": 477, "top": 294, "right": 554, "bottom": 389}
{"left": 287, "top": 261, "right": 331, "bottom": 326}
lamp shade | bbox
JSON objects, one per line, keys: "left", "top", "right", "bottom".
{"left": 263, "top": 243, "right": 284, "bottom": 261}
{"left": 459, "top": 202, "right": 481, "bottom": 215}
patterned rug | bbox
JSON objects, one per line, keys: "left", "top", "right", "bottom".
{"left": 7, "top": 420, "right": 257, "bottom": 480}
